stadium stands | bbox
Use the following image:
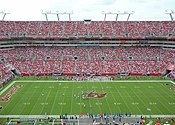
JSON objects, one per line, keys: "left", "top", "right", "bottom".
{"left": 0, "top": 46, "right": 175, "bottom": 80}
{"left": 0, "top": 21, "right": 175, "bottom": 37}
{"left": 0, "top": 21, "right": 175, "bottom": 84}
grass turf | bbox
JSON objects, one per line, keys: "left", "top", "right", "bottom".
{"left": 0, "top": 81, "right": 175, "bottom": 115}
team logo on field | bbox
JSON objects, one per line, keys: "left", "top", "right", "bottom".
{"left": 88, "top": 92, "right": 107, "bottom": 98}
{"left": 0, "top": 85, "right": 22, "bottom": 102}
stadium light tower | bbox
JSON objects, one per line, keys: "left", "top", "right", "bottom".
{"left": 165, "top": 10, "right": 175, "bottom": 21}
{"left": 102, "top": 11, "right": 119, "bottom": 21}
{"left": 102, "top": 11, "right": 109, "bottom": 21}
{"left": 125, "top": 11, "right": 135, "bottom": 21}
{"left": 102, "top": 11, "right": 134, "bottom": 21}
{"left": 0, "top": 10, "right": 10, "bottom": 21}
{"left": 42, "top": 10, "right": 73, "bottom": 21}
{"left": 42, "top": 10, "right": 50, "bottom": 21}
{"left": 55, "top": 11, "right": 73, "bottom": 21}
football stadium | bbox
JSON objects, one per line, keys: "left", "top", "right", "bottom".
{"left": 0, "top": 2, "right": 175, "bottom": 125}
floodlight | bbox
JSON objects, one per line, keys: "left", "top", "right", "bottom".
{"left": 42, "top": 10, "right": 73, "bottom": 21}
{"left": 102, "top": 10, "right": 134, "bottom": 21}
{"left": 0, "top": 10, "right": 10, "bottom": 20}
{"left": 165, "top": 10, "right": 175, "bottom": 21}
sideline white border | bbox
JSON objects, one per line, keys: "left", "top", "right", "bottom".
{"left": 0, "top": 81, "right": 15, "bottom": 95}
{"left": 0, "top": 115, "right": 174, "bottom": 119}
{"left": 170, "top": 81, "right": 175, "bottom": 84}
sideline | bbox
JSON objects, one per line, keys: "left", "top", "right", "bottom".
{"left": 0, "top": 80, "right": 173, "bottom": 95}
{"left": 14, "top": 80, "right": 172, "bottom": 83}
{"left": 170, "top": 81, "right": 175, "bottom": 84}
{"left": 0, "top": 81, "right": 15, "bottom": 95}
{"left": 0, "top": 115, "right": 174, "bottom": 119}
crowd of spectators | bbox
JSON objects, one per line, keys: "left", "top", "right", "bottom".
{"left": 0, "top": 46, "right": 175, "bottom": 84}
{"left": 0, "top": 21, "right": 175, "bottom": 84}
{"left": 0, "top": 21, "right": 175, "bottom": 37}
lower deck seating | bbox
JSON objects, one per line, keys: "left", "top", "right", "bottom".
{"left": 0, "top": 46, "right": 174, "bottom": 83}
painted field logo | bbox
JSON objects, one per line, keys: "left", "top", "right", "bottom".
{"left": 0, "top": 85, "right": 22, "bottom": 102}
{"left": 88, "top": 92, "right": 107, "bottom": 98}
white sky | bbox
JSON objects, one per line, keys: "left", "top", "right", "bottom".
{"left": 0, "top": 0, "right": 174, "bottom": 21}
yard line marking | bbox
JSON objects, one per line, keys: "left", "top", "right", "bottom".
{"left": 155, "top": 88, "right": 174, "bottom": 114}
{"left": 39, "top": 82, "right": 54, "bottom": 115}
{"left": 134, "top": 86, "right": 140, "bottom": 88}
{"left": 148, "top": 86, "right": 154, "bottom": 88}
{"left": 106, "top": 83, "right": 122, "bottom": 113}
{"left": 99, "top": 82, "right": 113, "bottom": 114}
{"left": 59, "top": 83, "right": 68, "bottom": 115}
{"left": 76, "top": 103, "right": 84, "bottom": 105}
{"left": 50, "top": 84, "right": 60, "bottom": 115}
{"left": 34, "top": 86, "right": 39, "bottom": 88}
{"left": 116, "top": 102, "right": 121, "bottom": 105}
{"left": 63, "top": 86, "right": 69, "bottom": 88}
{"left": 124, "top": 87, "right": 143, "bottom": 114}
{"left": 106, "top": 86, "right": 111, "bottom": 89}
{"left": 40, "top": 102, "right": 48, "bottom": 105}
{"left": 49, "top": 86, "right": 54, "bottom": 89}
{"left": 92, "top": 86, "right": 97, "bottom": 88}
{"left": 12, "top": 84, "right": 37, "bottom": 115}
{"left": 58, "top": 103, "right": 66, "bottom": 105}
{"left": 149, "top": 102, "right": 157, "bottom": 105}
{"left": 168, "top": 102, "right": 175, "bottom": 105}
{"left": 148, "top": 100, "right": 160, "bottom": 114}
{"left": 95, "top": 102, "right": 102, "bottom": 105}
{"left": 120, "top": 86, "right": 126, "bottom": 88}
{"left": 113, "top": 83, "right": 133, "bottom": 113}
{"left": 127, "top": 84, "right": 146, "bottom": 114}
{"left": 70, "top": 82, "right": 75, "bottom": 114}
{"left": 85, "top": 82, "right": 94, "bottom": 114}
{"left": 23, "top": 102, "right": 30, "bottom": 105}
{"left": 77, "top": 86, "right": 82, "bottom": 88}
{"left": 132, "top": 102, "right": 139, "bottom": 105}
{"left": 28, "top": 84, "right": 47, "bottom": 115}
{"left": 114, "top": 102, "right": 122, "bottom": 105}
{"left": 153, "top": 87, "right": 172, "bottom": 114}
{"left": 5, "top": 84, "right": 26, "bottom": 114}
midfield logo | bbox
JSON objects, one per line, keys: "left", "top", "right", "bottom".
{"left": 88, "top": 92, "right": 107, "bottom": 98}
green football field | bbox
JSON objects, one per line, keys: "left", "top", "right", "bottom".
{"left": 0, "top": 80, "right": 175, "bottom": 116}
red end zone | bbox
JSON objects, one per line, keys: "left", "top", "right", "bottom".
{"left": 0, "top": 85, "right": 22, "bottom": 102}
